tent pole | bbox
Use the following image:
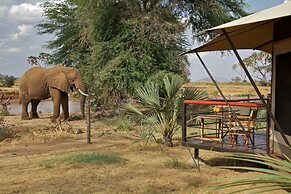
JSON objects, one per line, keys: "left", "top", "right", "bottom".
{"left": 195, "top": 51, "right": 247, "bottom": 134}
{"left": 222, "top": 28, "right": 291, "bottom": 148}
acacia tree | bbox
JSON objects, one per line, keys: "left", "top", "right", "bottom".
{"left": 233, "top": 51, "right": 272, "bottom": 86}
{"left": 27, "top": 53, "right": 51, "bottom": 67}
{"left": 36, "top": 0, "right": 248, "bottom": 105}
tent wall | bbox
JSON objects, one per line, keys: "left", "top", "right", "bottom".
{"left": 271, "top": 20, "right": 291, "bottom": 156}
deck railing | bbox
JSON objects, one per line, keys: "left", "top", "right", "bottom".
{"left": 181, "top": 98, "right": 270, "bottom": 154}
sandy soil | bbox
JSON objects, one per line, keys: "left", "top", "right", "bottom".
{"left": 0, "top": 115, "right": 286, "bottom": 194}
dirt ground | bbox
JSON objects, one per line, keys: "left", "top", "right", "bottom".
{"left": 0, "top": 114, "right": 287, "bottom": 194}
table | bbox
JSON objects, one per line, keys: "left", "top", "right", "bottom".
{"left": 198, "top": 112, "right": 238, "bottom": 141}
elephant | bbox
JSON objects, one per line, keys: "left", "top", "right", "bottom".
{"left": 19, "top": 65, "right": 88, "bottom": 122}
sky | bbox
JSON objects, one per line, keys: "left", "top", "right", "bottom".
{"left": 0, "top": 0, "right": 286, "bottom": 80}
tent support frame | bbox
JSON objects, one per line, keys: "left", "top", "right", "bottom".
{"left": 195, "top": 52, "right": 248, "bottom": 135}
{"left": 222, "top": 28, "right": 291, "bottom": 149}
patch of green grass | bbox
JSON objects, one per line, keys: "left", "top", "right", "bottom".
{"left": 165, "top": 158, "right": 193, "bottom": 170}
{"left": 63, "top": 153, "right": 128, "bottom": 164}
{"left": 40, "top": 152, "right": 128, "bottom": 168}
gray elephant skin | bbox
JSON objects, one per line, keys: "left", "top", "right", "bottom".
{"left": 19, "top": 65, "right": 88, "bottom": 122}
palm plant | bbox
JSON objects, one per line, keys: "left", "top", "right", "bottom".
{"left": 210, "top": 152, "right": 291, "bottom": 193}
{"left": 126, "top": 75, "right": 208, "bottom": 146}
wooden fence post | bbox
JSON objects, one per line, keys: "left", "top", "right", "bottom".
{"left": 86, "top": 98, "right": 91, "bottom": 144}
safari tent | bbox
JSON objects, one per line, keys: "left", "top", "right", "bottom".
{"left": 182, "top": 0, "right": 291, "bottom": 157}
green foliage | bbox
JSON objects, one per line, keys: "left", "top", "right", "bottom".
{"left": 36, "top": 0, "right": 247, "bottom": 107}
{"left": 176, "top": 0, "right": 248, "bottom": 41}
{"left": 37, "top": 1, "right": 85, "bottom": 65}
{"left": 63, "top": 153, "right": 128, "bottom": 164}
{"left": 146, "top": 70, "right": 187, "bottom": 98}
{"left": 128, "top": 125, "right": 157, "bottom": 149}
{"left": 0, "top": 75, "right": 16, "bottom": 87}
{"left": 41, "top": 152, "right": 128, "bottom": 168}
{"left": 126, "top": 74, "right": 208, "bottom": 146}
{"left": 210, "top": 153, "right": 291, "bottom": 193}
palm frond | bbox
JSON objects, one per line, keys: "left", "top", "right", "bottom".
{"left": 182, "top": 87, "right": 208, "bottom": 100}
{"left": 136, "top": 82, "right": 161, "bottom": 110}
{"left": 142, "top": 114, "right": 160, "bottom": 126}
{"left": 163, "top": 75, "right": 182, "bottom": 99}
{"left": 209, "top": 152, "right": 291, "bottom": 193}
{"left": 124, "top": 103, "right": 144, "bottom": 116}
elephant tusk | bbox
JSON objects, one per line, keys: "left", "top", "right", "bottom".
{"left": 78, "top": 88, "right": 89, "bottom": 97}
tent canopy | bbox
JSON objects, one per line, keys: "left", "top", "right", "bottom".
{"left": 182, "top": 0, "right": 291, "bottom": 55}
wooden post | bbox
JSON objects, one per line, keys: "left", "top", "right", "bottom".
{"left": 86, "top": 98, "right": 91, "bottom": 144}
{"left": 266, "top": 96, "right": 271, "bottom": 154}
{"left": 194, "top": 148, "right": 199, "bottom": 159}
{"left": 194, "top": 148, "right": 200, "bottom": 171}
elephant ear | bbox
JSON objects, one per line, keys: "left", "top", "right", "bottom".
{"left": 46, "top": 70, "right": 69, "bottom": 92}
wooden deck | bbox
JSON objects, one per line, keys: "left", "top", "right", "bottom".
{"left": 182, "top": 133, "right": 267, "bottom": 154}
{"left": 181, "top": 99, "right": 270, "bottom": 156}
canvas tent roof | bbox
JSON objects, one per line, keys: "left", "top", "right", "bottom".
{"left": 182, "top": 0, "right": 291, "bottom": 55}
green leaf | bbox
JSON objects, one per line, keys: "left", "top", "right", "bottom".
{"left": 209, "top": 152, "right": 291, "bottom": 193}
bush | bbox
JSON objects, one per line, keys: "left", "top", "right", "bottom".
{"left": 1, "top": 75, "right": 16, "bottom": 87}
{"left": 146, "top": 70, "right": 184, "bottom": 98}
{"left": 126, "top": 74, "right": 208, "bottom": 146}
{"left": 0, "top": 112, "right": 10, "bottom": 141}
{"left": 0, "top": 127, "right": 9, "bottom": 141}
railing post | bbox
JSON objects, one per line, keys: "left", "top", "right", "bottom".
{"left": 182, "top": 101, "right": 187, "bottom": 143}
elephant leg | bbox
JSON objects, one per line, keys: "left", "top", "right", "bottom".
{"left": 49, "top": 87, "right": 61, "bottom": 123}
{"left": 60, "top": 92, "right": 69, "bottom": 121}
{"left": 30, "top": 99, "right": 41, "bottom": 119}
{"left": 21, "top": 100, "right": 30, "bottom": 120}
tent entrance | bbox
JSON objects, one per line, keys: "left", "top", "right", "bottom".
{"left": 275, "top": 52, "right": 291, "bottom": 136}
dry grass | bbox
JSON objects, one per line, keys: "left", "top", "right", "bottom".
{"left": 0, "top": 115, "right": 286, "bottom": 194}
{"left": 0, "top": 83, "right": 280, "bottom": 194}
{"left": 184, "top": 82, "right": 271, "bottom": 98}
